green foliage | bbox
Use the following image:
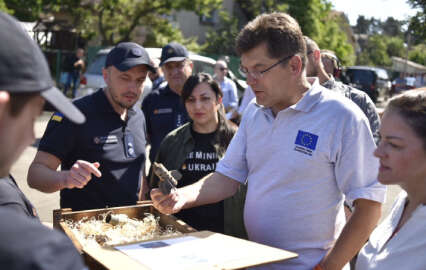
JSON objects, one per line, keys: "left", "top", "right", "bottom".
{"left": 408, "top": 43, "right": 426, "bottom": 65}
{"left": 142, "top": 18, "right": 201, "bottom": 52}
{"left": 73, "top": 0, "right": 221, "bottom": 46}
{"left": 385, "top": 37, "right": 404, "bottom": 58}
{"left": 3, "top": 0, "right": 45, "bottom": 21}
{"left": 382, "top": 17, "right": 404, "bottom": 37}
{"left": 0, "top": 0, "right": 13, "bottom": 14}
{"left": 204, "top": 11, "right": 241, "bottom": 55}
{"left": 317, "top": 12, "right": 355, "bottom": 66}
{"left": 287, "top": 0, "right": 327, "bottom": 40}
{"left": 354, "top": 15, "right": 383, "bottom": 35}
{"left": 205, "top": 0, "right": 355, "bottom": 66}
{"left": 407, "top": 0, "right": 426, "bottom": 42}
{"left": 236, "top": 0, "right": 289, "bottom": 19}
{"left": 354, "top": 15, "right": 370, "bottom": 34}
{"left": 357, "top": 35, "right": 392, "bottom": 67}
{"left": 3, "top": 0, "right": 222, "bottom": 47}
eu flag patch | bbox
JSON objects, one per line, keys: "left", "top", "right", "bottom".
{"left": 51, "top": 112, "right": 63, "bottom": 122}
{"left": 295, "top": 130, "right": 318, "bottom": 151}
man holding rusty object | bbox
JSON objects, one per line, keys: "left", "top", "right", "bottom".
{"left": 151, "top": 13, "right": 386, "bottom": 270}
{"left": 28, "top": 42, "right": 154, "bottom": 211}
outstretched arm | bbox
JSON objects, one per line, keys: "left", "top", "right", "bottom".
{"left": 27, "top": 151, "right": 101, "bottom": 193}
{"left": 151, "top": 172, "right": 240, "bottom": 215}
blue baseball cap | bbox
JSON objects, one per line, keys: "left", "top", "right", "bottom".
{"left": 105, "top": 42, "right": 155, "bottom": 72}
{"left": 159, "top": 42, "right": 189, "bottom": 66}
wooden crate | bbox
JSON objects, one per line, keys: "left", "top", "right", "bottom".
{"left": 53, "top": 201, "right": 197, "bottom": 269}
{"left": 53, "top": 201, "right": 297, "bottom": 270}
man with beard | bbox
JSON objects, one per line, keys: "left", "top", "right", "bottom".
{"left": 28, "top": 42, "right": 155, "bottom": 210}
{"left": 304, "top": 36, "right": 380, "bottom": 142}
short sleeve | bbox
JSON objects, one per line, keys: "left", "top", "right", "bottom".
{"left": 38, "top": 112, "right": 79, "bottom": 162}
{"left": 333, "top": 113, "right": 386, "bottom": 206}
{"left": 216, "top": 108, "right": 250, "bottom": 183}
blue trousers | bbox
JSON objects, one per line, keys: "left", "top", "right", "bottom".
{"left": 63, "top": 71, "right": 80, "bottom": 98}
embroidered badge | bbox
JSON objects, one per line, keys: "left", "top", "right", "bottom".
{"left": 51, "top": 112, "right": 63, "bottom": 122}
{"left": 294, "top": 130, "right": 318, "bottom": 156}
{"left": 154, "top": 108, "right": 173, "bottom": 114}
{"left": 93, "top": 135, "right": 118, "bottom": 144}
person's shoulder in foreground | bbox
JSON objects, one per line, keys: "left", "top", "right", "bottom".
{"left": 0, "top": 175, "right": 38, "bottom": 218}
{"left": 0, "top": 10, "right": 86, "bottom": 269}
{"left": 0, "top": 207, "right": 86, "bottom": 270}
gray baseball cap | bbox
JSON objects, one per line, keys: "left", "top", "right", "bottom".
{"left": 0, "top": 12, "right": 85, "bottom": 124}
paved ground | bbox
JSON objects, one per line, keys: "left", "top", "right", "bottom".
{"left": 11, "top": 108, "right": 401, "bottom": 224}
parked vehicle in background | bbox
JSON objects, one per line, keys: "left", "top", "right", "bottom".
{"left": 390, "top": 76, "right": 415, "bottom": 96}
{"left": 343, "top": 66, "right": 391, "bottom": 103}
{"left": 77, "top": 48, "right": 246, "bottom": 106}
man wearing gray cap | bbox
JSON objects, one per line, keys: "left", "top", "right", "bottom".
{"left": 0, "top": 11, "right": 86, "bottom": 270}
{"left": 28, "top": 42, "right": 154, "bottom": 210}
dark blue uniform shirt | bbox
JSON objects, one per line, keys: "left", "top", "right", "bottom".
{"left": 39, "top": 89, "right": 146, "bottom": 211}
{"left": 0, "top": 175, "right": 39, "bottom": 219}
{"left": 0, "top": 208, "right": 85, "bottom": 270}
{"left": 142, "top": 84, "right": 189, "bottom": 163}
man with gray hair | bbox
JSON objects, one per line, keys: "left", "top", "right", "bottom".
{"left": 304, "top": 36, "right": 380, "bottom": 142}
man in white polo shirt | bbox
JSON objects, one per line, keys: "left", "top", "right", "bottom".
{"left": 151, "top": 12, "right": 385, "bottom": 270}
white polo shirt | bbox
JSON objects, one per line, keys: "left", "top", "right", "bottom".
{"left": 216, "top": 79, "right": 386, "bottom": 270}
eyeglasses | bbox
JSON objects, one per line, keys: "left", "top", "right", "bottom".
{"left": 239, "top": 54, "right": 294, "bottom": 80}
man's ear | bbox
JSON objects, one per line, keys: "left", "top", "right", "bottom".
{"left": 0, "top": 91, "right": 10, "bottom": 120}
{"left": 313, "top": 49, "right": 322, "bottom": 65}
{"left": 289, "top": 55, "right": 303, "bottom": 74}
{"left": 102, "top": 68, "right": 109, "bottom": 82}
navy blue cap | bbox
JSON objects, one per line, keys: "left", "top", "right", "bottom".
{"left": 0, "top": 12, "right": 85, "bottom": 124}
{"left": 105, "top": 42, "right": 155, "bottom": 72}
{"left": 159, "top": 42, "right": 189, "bottom": 66}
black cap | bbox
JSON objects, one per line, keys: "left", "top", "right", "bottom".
{"left": 159, "top": 42, "right": 189, "bottom": 66}
{"left": 0, "top": 12, "right": 85, "bottom": 124}
{"left": 105, "top": 42, "right": 155, "bottom": 72}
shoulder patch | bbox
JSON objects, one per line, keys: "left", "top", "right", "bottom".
{"left": 51, "top": 112, "right": 63, "bottom": 122}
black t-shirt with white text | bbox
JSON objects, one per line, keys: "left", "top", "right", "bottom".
{"left": 175, "top": 129, "right": 224, "bottom": 233}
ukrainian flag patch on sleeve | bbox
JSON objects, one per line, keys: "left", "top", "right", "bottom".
{"left": 51, "top": 112, "right": 63, "bottom": 122}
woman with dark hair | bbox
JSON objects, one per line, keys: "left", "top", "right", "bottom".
{"left": 356, "top": 88, "right": 426, "bottom": 270}
{"left": 149, "top": 73, "right": 246, "bottom": 237}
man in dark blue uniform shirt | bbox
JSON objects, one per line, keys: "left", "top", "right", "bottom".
{"left": 28, "top": 42, "right": 155, "bottom": 210}
{"left": 142, "top": 42, "right": 193, "bottom": 165}
{"left": 0, "top": 12, "right": 86, "bottom": 270}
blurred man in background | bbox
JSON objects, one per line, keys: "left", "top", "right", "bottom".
{"left": 304, "top": 36, "right": 380, "bottom": 143}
